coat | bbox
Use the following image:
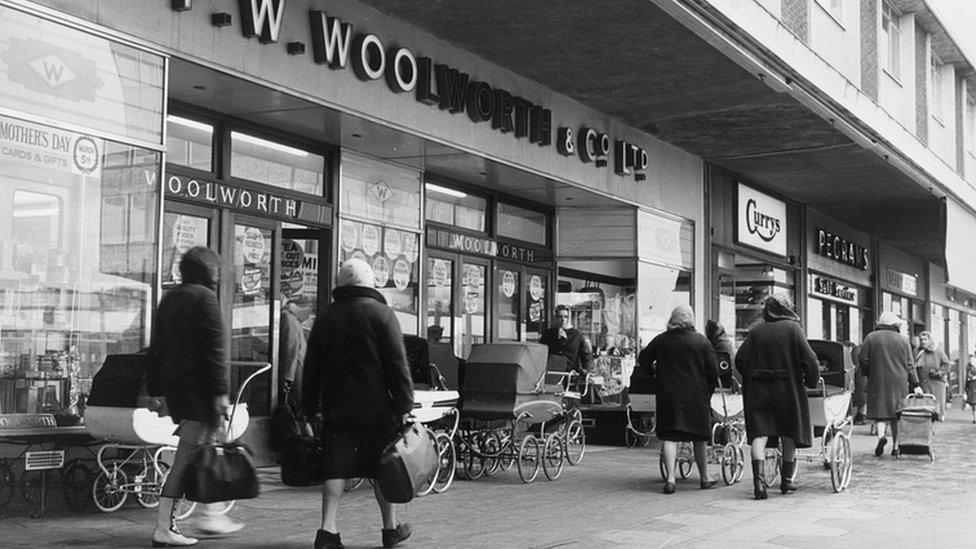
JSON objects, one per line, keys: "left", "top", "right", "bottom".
{"left": 278, "top": 307, "right": 306, "bottom": 404}
{"left": 859, "top": 325, "right": 917, "bottom": 420}
{"left": 148, "top": 256, "right": 229, "bottom": 426}
{"left": 637, "top": 327, "right": 718, "bottom": 440}
{"left": 735, "top": 319, "right": 819, "bottom": 448}
{"left": 301, "top": 286, "right": 414, "bottom": 428}
{"left": 540, "top": 326, "right": 592, "bottom": 373}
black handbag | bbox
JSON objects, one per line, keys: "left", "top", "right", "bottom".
{"left": 183, "top": 438, "right": 260, "bottom": 503}
{"left": 374, "top": 421, "right": 438, "bottom": 504}
{"left": 280, "top": 431, "right": 327, "bottom": 487}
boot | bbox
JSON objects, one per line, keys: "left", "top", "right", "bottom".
{"left": 751, "top": 460, "right": 767, "bottom": 500}
{"left": 780, "top": 460, "right": 797, "bottom": 494}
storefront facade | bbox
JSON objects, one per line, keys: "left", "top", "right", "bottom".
{"left": 0, "top": 1, "right": 706, "bottom": 453}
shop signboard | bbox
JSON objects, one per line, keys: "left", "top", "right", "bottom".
{"left": 814, "top": 228, "right": 868, "bottom": 270}
{"left": 886, "top": 268, "right": 918, "bottom": 296}
{"left": 426, "top": 226, "right": 552, "bottom": 264}
{"left": 810, "top": 274, "right": 859, "bottom": 305}
{"left": 736, "top": 183, "right": 787, "bottom": 256}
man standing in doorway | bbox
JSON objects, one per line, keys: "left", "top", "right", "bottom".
{"left": 540, "top": 305, "right": 593, "bottom": 375}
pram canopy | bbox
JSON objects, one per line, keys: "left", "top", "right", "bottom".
{"left": 462, "top": 343, "right": 549, "bottom": 394}
{"left": 807, "top": 340, "right": 855, "bottom": 395}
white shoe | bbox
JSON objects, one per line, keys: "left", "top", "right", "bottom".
{"left": 151, "top": 526, "right": 198, "bottom": 547}
{"left": 197, "top": 514, "right": 245, "bottom": 536}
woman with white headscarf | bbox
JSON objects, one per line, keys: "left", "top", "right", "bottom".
{"left": 636, "top": 305, "right": 718, "bottom": 494}
{"left": 859, "top": 311, "right": 922, "bottom": 458}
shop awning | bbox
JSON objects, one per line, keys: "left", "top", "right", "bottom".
{"left": 945, "top": 199, "right": 976, "bottom": 295}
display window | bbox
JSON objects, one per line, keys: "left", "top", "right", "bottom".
{"left": 0, "top": 114, "right": 160, "bottom": 417}
{"left": 713, "top": 252, "right": 795, "bottom": 346}
{"left": 495, "top": 264, "right": 521, "bottom": 341}
{"left": 806, "top": 274, "right": 870, "bottom": 343}
{"left": 882, "top": 291, "right": 924, "bottom": 337}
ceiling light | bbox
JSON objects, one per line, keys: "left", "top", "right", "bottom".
{"left": 425, "top": 183, "right": 467, "bottom": 198}
{"left": 232, "top": 131, "right": 309, "bottom": 157}
{"left": 168, "top": 115, "right": 213, "bottom": 133}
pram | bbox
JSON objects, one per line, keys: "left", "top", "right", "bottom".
{"left": 658, "top": 352, "right": 746, "bottom": 485}
{"left": 624, "top": 364, "right": 656, "bottom": 448}
{"left": 457, "top": 343, "right": 579, "bottom": 483}
{"left": 773, "top": 340, "right": 854, "bottom": 493}
{"left": 85, "top": 359, "right": 268, "bottom": 514}
{"left": 895, "top": 393, "right": 939, "bottom": 461}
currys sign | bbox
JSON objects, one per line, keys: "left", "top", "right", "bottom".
{"left": 736, "top": 183, "right": 787, "bottom": 256}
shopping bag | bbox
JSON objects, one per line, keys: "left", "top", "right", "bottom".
{"left": 271, "top": 388, "right": 311, "bottom": 450}
{"left": 280, "top": 433, "right": 327, "bottom": 487}
{"left": 374, "top": 421, "right": 438, "bottom": 504}
{"left": 183, "top": 440, "right": 260, "bottom": 503}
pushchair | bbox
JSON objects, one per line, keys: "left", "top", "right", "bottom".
{"left": 895, "top": 393, "right": 939, "bottom": 461}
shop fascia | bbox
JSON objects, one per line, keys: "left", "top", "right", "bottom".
{"left": 163, "top": 172, "right": 300, "bottom": 218}
{"left": 171, "top": 0, "right": 650, "bottom": 180}
{"left": 815, "top": 228, "right": 868, "bottom": 271}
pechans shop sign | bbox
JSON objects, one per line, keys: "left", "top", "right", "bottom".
{"left": 171, "top": 0, "right": 649, "bottom": 181}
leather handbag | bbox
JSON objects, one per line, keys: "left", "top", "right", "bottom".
{"left": 183, "top": 438, "right": 260, "bottom": 503}
{"left": 374, "top": 421, "right": 438, "bottom": 504}
{"left": 280, "top": 432, "right": 327, "bottom": 487}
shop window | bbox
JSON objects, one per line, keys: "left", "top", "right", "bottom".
{"left": 0, "top": 115, "right": 159, "bottom": 417}
{"left": 426, "top": 257, "right": 453, "bottom": 344}
{"left": 338, "top": 219, "right": 419, "bottom": 335}
{"left": 731, "top": 263, "right": 794, "bottom": 345}
{"left": 340, "top": 153, "right": 421, "bottom": 230}
{"left": 424, "top": 183, "right": 487, "bottom": 232}
{"left": 460, "top": 261, "right": 486, "bottom": 357}
{"left": 161, "top": 213, "right": 210, "bottom": 289}
{"left": 496, "top": 202, "right": 547, "bottom": 246}
{"left": 496, "top": 268, "right": 520, "bottom": 341}
{"left": 638, "top": 262, "right": 693, "bottom": 346}
{"left": 167, "top": 115, "right": 214, "bottom": 171}
{"left": 230, "top": 131, "right": 326, "bottom": 196}
{"left": 523, "top": 273, "right": 547, "bottom": 342}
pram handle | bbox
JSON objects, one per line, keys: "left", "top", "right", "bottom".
{"left": 228, "top": 362, "right": 272, "bottom": 434}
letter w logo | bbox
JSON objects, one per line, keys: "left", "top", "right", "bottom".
{"left": 239, "top": 0, "right": 286, "bottom": 43}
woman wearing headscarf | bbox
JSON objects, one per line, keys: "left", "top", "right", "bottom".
{"left": 860, "top": 312, "right": 921, "bottom": 457}
{"left": 636, "top": 305, "right": 718, "bottom": 494}
{"left": 915, "top": 330, "right": 951, "bottom": 420}
{"left": 735, "top": 294, "right": 819, "bottom": 500}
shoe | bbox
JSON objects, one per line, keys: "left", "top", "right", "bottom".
{"left": 314, "top": 529, "right": 344, "bottom": 549}
{"left": 780, "top": 460, "right": 797, "bottom": 494}
{"left": 891, "top": 448, "right": 900, "bottom": 458}
{"left": 662, "top": 481, "right": 676, "bottom": 494}
{"left": 751, "top": 460, "right": 767, "bottom": 500}
{"left": 874, "top": 437, "right": 887, "bottom": 457}
{"left": 853, "top": 413, "right": 865, "bottom": 426}
{"left": 151, "top": 526, "right": 198, "bottom": 547}
{"left": 700, "top": 479, "right": 717, "bottom": 490}
{"left": 197, "top": 514, "right": 244, "bottom": 536}
{"left": 382, "top": 523, "right": 412, "bottom": 548}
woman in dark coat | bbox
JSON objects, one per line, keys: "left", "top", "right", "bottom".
{"left": 706, "top": 320, "right": 737, "bottom": 387}
{"left": 302, "top": 259, "right": 415, "bottom": 549}
{"left": 735, "top": 295, "right": 819, "bottom": 500}
{"left": 637, "top": 305, "right": 718, "bottom": 494}
{"left": 860, "top": 312, "right": 920, "bottom": 457}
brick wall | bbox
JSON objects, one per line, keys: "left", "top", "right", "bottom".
{"left": 915, "top": 24, "right": 928, "bottom": 145}
{"left": 781, "top": 0, "right": 808, "bottom": 42}
{"left": 860, "top": 0, "right": 878, "bottom": 101}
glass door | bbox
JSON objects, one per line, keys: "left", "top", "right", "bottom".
{"left": 460, "top": 257, "right": 489, "bottom": 358}
{"left": 228, "top": 215, "right": 278, "bottom": 416}
{"left": 425, "top": 253, "right": 455, "bottom": 349}
{"left": 495, "top": 262, "right": 521, "bottom": 342}
{"left": 161, "top": 202, "right": 217, "bottom": 290}
{"left": 523, "top": 268, "right": 549, "bottom": 342}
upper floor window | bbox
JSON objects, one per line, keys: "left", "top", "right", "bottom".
{"left": 881, "top": 1, "right": 901, "bottom": 80}
{"left": 930, "top": 53, "right": 945, "bottom": 123}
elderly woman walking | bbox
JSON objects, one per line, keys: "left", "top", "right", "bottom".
{"left": 637, "top": 305, "right": 719, "bottom": 494}
{"left": 302, "top": 259, "right": 415, "bottom": 549}
{"left": 735, "top": 295, "right": 819, "bottom": 500}
{"left": 860, "top": 312, "right": 921, "bottom": 457}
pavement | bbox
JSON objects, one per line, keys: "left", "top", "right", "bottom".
{"left": 3, "top": 403, "right": 976, "bottom": 548}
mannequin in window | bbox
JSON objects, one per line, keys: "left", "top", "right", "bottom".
{"left": 540, "top": 305, "right": 593, "bottom": 375}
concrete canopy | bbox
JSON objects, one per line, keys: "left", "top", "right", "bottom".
{"left": 358, "top": 0, "right": 946, "bottom": 265}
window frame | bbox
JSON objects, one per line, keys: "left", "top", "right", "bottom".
{"left": 930, "top": 52, "right": 945, "bottom": 125}
{"left": 881, "top": 1, "right": 901, "bottom": 82}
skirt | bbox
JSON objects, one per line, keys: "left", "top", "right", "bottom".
{"left": 320, "top": 421, "right": 397, "bottom": 479}
{"left": 657, "top": 429, "right": 708, "bottom": 443}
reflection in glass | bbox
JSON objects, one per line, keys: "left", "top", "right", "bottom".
{"left": 426, "top": 258, "right": 453, "bottom": 346}
{"left": 460, "top": 263, "right": 486, "bottom": 358}
{"left": 638, "top": 262, "right": 693, "bottom": 348}
{"left": 231, "top": 131, "right": 325, "bottom": 196}
{"left": 497, "top": 268, "right": 520, "bottom": 341}
{"left": 167, "top": 116, "right": 214, "bottom": 171}
{"left": 232, "top": 225, "right": 272, "bottom": 364}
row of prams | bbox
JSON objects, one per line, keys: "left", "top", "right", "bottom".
{"left": 28, "top": 340, "right": 935, "bottom": 513}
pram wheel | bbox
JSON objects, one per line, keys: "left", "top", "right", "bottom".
{"left": 517, "top": 435, "right": 540, "bottom": 483}
{"left": 542, "top": 433, "right": 564, "bottom": 481}
{"left": 497, "top": 429, "right": 515, "bottom": 471}
{"left": 564, "top": 419, "right": 586, "bottom": 465}
{"left": 720, "top": 442, "right": 744, "bottom": 485}
{"left": 828, "top": 431, "right": 852, "bottom": 492}
{"left": 92, "top": 460, "right": 129, "bottom": 513}
{"left": 432, "top": 432, "right": 456, "bottom": 494}
{"left": 136, "top": 462, "right": 167, "bottom": 509}
{"left": 481, "top": 431, "right": 502, "bottom": 477}
{"left": 461, "top": 438, "right": 486, "bottom": 480}
{"left": 62, "top": 460, "right": 93, "bottom": 510}
{"left": 658, "top": 448, "right": 693, "bottom": 480}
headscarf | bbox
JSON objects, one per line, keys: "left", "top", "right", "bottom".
{"left": 762, "top": 294, "right": 799, "bottom": 322}
{"left": 337, "top": 258, "right": 375, "bottom": 288}
{"left": 877, "top": 311, "right": 902, "bottom": 328}
{"left": 705, "top": 319, "right": 726, "bottom": 342}
{"left": 667, "top": 304, "right": 696, "bottom": 331}
{"left": 179, "top": 246, "right": 220, "bottom": 290}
